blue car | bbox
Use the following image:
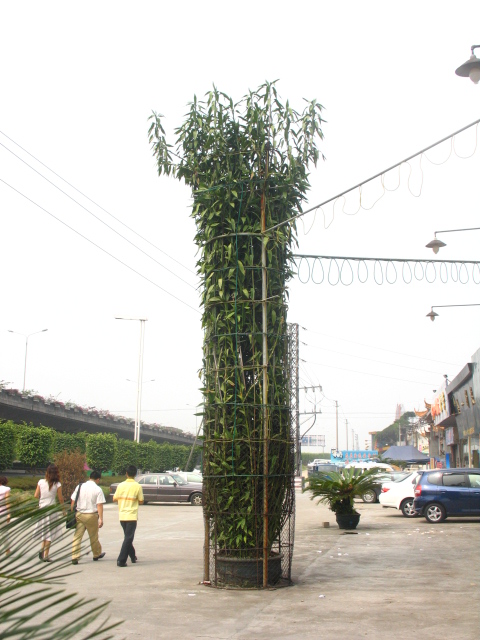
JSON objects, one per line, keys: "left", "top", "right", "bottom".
{"left": 413, "top": 468, "right": 480, "bottom": 523}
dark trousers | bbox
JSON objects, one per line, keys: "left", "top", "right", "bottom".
{"left": 118, "top": 520, "right": 137, "bottom": 564}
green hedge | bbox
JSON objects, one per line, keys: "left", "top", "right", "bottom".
{"left": 53, "top": 431, "right": 88, "bottom": 455}
{"left": 16, "top": 425, "right": 54, "bottom": 469}
{"left": 112, "top": 439, "right": 137, "bottom": 475}
{"left": 0, "top": 420, "right": 200, "bottom": 475}
{"left": 86, "top": 433, "right": 117, "bottom": 472}
{"left": 0, "top": 421, "right": 17, "bottom": 470}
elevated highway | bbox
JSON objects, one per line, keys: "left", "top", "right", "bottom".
{"left": 0, "top": 388, "right": 196, "bottom": 446}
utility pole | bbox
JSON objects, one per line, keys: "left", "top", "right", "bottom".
{"left": 115, "top": 317, "right": 147, "bottom": 443}
{"left": 345, "top": 419, "right": 348, "bottom": 450}
{"left": 335, "top": 400, "right": 339, "bottom": 451}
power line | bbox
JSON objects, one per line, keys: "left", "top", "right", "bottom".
{"left": 0, "top": 140, "right": 197, "bottom": 291}
{"left": 267, "top": 117, "right": 480, "bottom": 233}
{"left": 301, "top": 357, "right": 436, "bottom": 386}
{"left": 300, "top": 341, "right": 448, "bottom": 375}
{"left": 0, "top": 177, "right": 201, "bottom": 314}
{"left": 302, "top": 326, "right": 460, "bottom": 366}
{"left": 0, "top": 129, "right": 197, "bottom": 279}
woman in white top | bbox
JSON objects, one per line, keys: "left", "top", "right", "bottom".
{"left": 34, "top": 464, "right": 64, "bottom": 561}
{"left": 0, "top": 475, "right": 11, "bottom": 556}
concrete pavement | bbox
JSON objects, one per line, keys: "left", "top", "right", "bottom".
{"left": 50, "top": 490, "right": 479, "bottom": 640}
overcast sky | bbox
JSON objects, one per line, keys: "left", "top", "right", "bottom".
{"left": 1, "top": 1, "right": 479, "bottom": 453}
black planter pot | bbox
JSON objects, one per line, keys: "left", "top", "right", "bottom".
{"left": 216, "top": 553, "right": 282, "bottom": 588}
{"left": 335, "top": 513, "right": 360, "bottom": 530}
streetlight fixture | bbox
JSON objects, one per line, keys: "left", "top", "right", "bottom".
{"left": 425, "top": 227, "right": 480, "bottom": 254}
{"left": 115, "top": 317, "right": 147, "bottom": 443}
{"left": 455, "top": 45, "right": 480, "bottom": 84}
{"left": 426, "top": 304, "right": 480, "bottom": 321}
{"left": 7, "top": 328, "right": 48, "bottom": 391}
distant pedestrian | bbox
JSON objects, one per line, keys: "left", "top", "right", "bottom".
{"left": 113, "top": 465, "right": 144, "bottom": 567}
{"left": 0, "top": 476, "right": 11, "bottom": 556}
{"left": 71, "top": 470, "right": 106, "bottom": 565}
{"left": 34, "top": 464, "right": 65, "bottom": 562}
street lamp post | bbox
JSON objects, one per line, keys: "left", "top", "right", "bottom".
{"left": 426, "top": 227, "right": 480, "bottom": 254}
{"left": 115, "top": 318, "right": 147, "bottom": 443}
{"left": 7, "top": 328, "right": 48, "bottom": 391}
{"left": 426, "top": 304, "right": 480, "bottom": 321}
{"left": 455, "top": 45, "right": 480, "bottom": 84}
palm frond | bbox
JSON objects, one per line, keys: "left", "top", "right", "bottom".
{"left": 0, "top": 496, "right": 122, "bottom": 639}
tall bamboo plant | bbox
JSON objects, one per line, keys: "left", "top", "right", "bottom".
{"left": 149, "top": 82, "right": 324, "bottom": 566}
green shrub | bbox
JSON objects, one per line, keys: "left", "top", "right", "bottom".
{"left": 155, "top": 443, "right": 173, "bottom": 472}
{"left": 16, "top": 425, "right": 54, "bottom": 469}
{"left": 137, "top": 440, "right": 155, "bottom": 471}
{"left": 53, "top": 431, "right": 87, "bottom": 455}
{"left": 112, "top": 439, "right": 137, "bottom": 475}
{"left": 86, "top": 433, "right": 117, "bottom": 472}
{"left": 0, "top": 421, "right": 16, "bottom": 471}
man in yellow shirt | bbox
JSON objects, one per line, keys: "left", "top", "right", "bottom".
{"left": 113, "top": 465, "right": 144, "bottom": 567}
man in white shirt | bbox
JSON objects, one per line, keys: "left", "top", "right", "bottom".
{"left": 71, "top": 470, "right": 106, "bottom": 565}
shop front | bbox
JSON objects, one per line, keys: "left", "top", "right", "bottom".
{"left": 446, "top": 347, "right": 480, "bottom": 468}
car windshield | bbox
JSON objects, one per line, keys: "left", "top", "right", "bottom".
{"left": 171, "top": 474, "right": 187, "bottom": 485}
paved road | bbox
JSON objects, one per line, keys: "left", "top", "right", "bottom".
{"left": 48, "top": 491, "right": 479, "bottom": 640}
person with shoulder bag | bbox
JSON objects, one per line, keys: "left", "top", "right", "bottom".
{"left": 70, "top": 470, "right": 106, "bottom": 565}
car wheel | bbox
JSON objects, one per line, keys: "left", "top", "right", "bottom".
{"left": 190, "top": 493, "right": 203, "bottom": 506}
{"left": 424, "top": 502, "right": 446, "bottom": 523}
{"left": 400, "top": 498, "right": 416, "bottom": 517}
{"left": 362, "top": 489, "right": 377, "bottom": 504}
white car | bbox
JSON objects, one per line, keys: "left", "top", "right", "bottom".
{"left": 171, "top": 471, "right": 203, "bottom": 484}
{"left": 307, "top": 459, "right": 325, "bottom": 468}
{"left": 379, "top": 471, "right": 421, "bottom": 517}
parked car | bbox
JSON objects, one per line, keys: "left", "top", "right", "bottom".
{"left": 379, "top": 471, "right": 421, "bottom": 516}
{"left": 413, "top": 468, "right": 480, "bottom": 523}
{"left": 359, "top": 470, "right": 410, "bottom": 503}
{"left": 307, "top": 459, "right": 332, "bottom": 468}
{"left": 109, "top": 472, "right": 203, "bottom": 506}
{"left": 308, "top": 462, "right": 344, "bottom": 477}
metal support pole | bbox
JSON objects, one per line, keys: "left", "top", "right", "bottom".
{"left": 115, "top": 317, "right": 147, "bottom": 443}
{"left": 335, "top": 401, "right": 339, "bottom": 451}
{"left": 262, "top": 148, "right": 269, "bottom": 588}
{"left": 135, "top": 320, "right": 146, "bottom": 443}
{"left": 23, "top": 336, "right": 29, "bottom": 392}
{"left": 288, "top": 323, "right": 300, "bottom": 477}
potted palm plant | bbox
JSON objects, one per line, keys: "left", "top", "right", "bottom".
{"left": 304, "top": 467, "right": 380, "bottom": 529}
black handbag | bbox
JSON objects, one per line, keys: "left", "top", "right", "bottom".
{"left": 66, "top": 482, "right": 83, "bottom": 529}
